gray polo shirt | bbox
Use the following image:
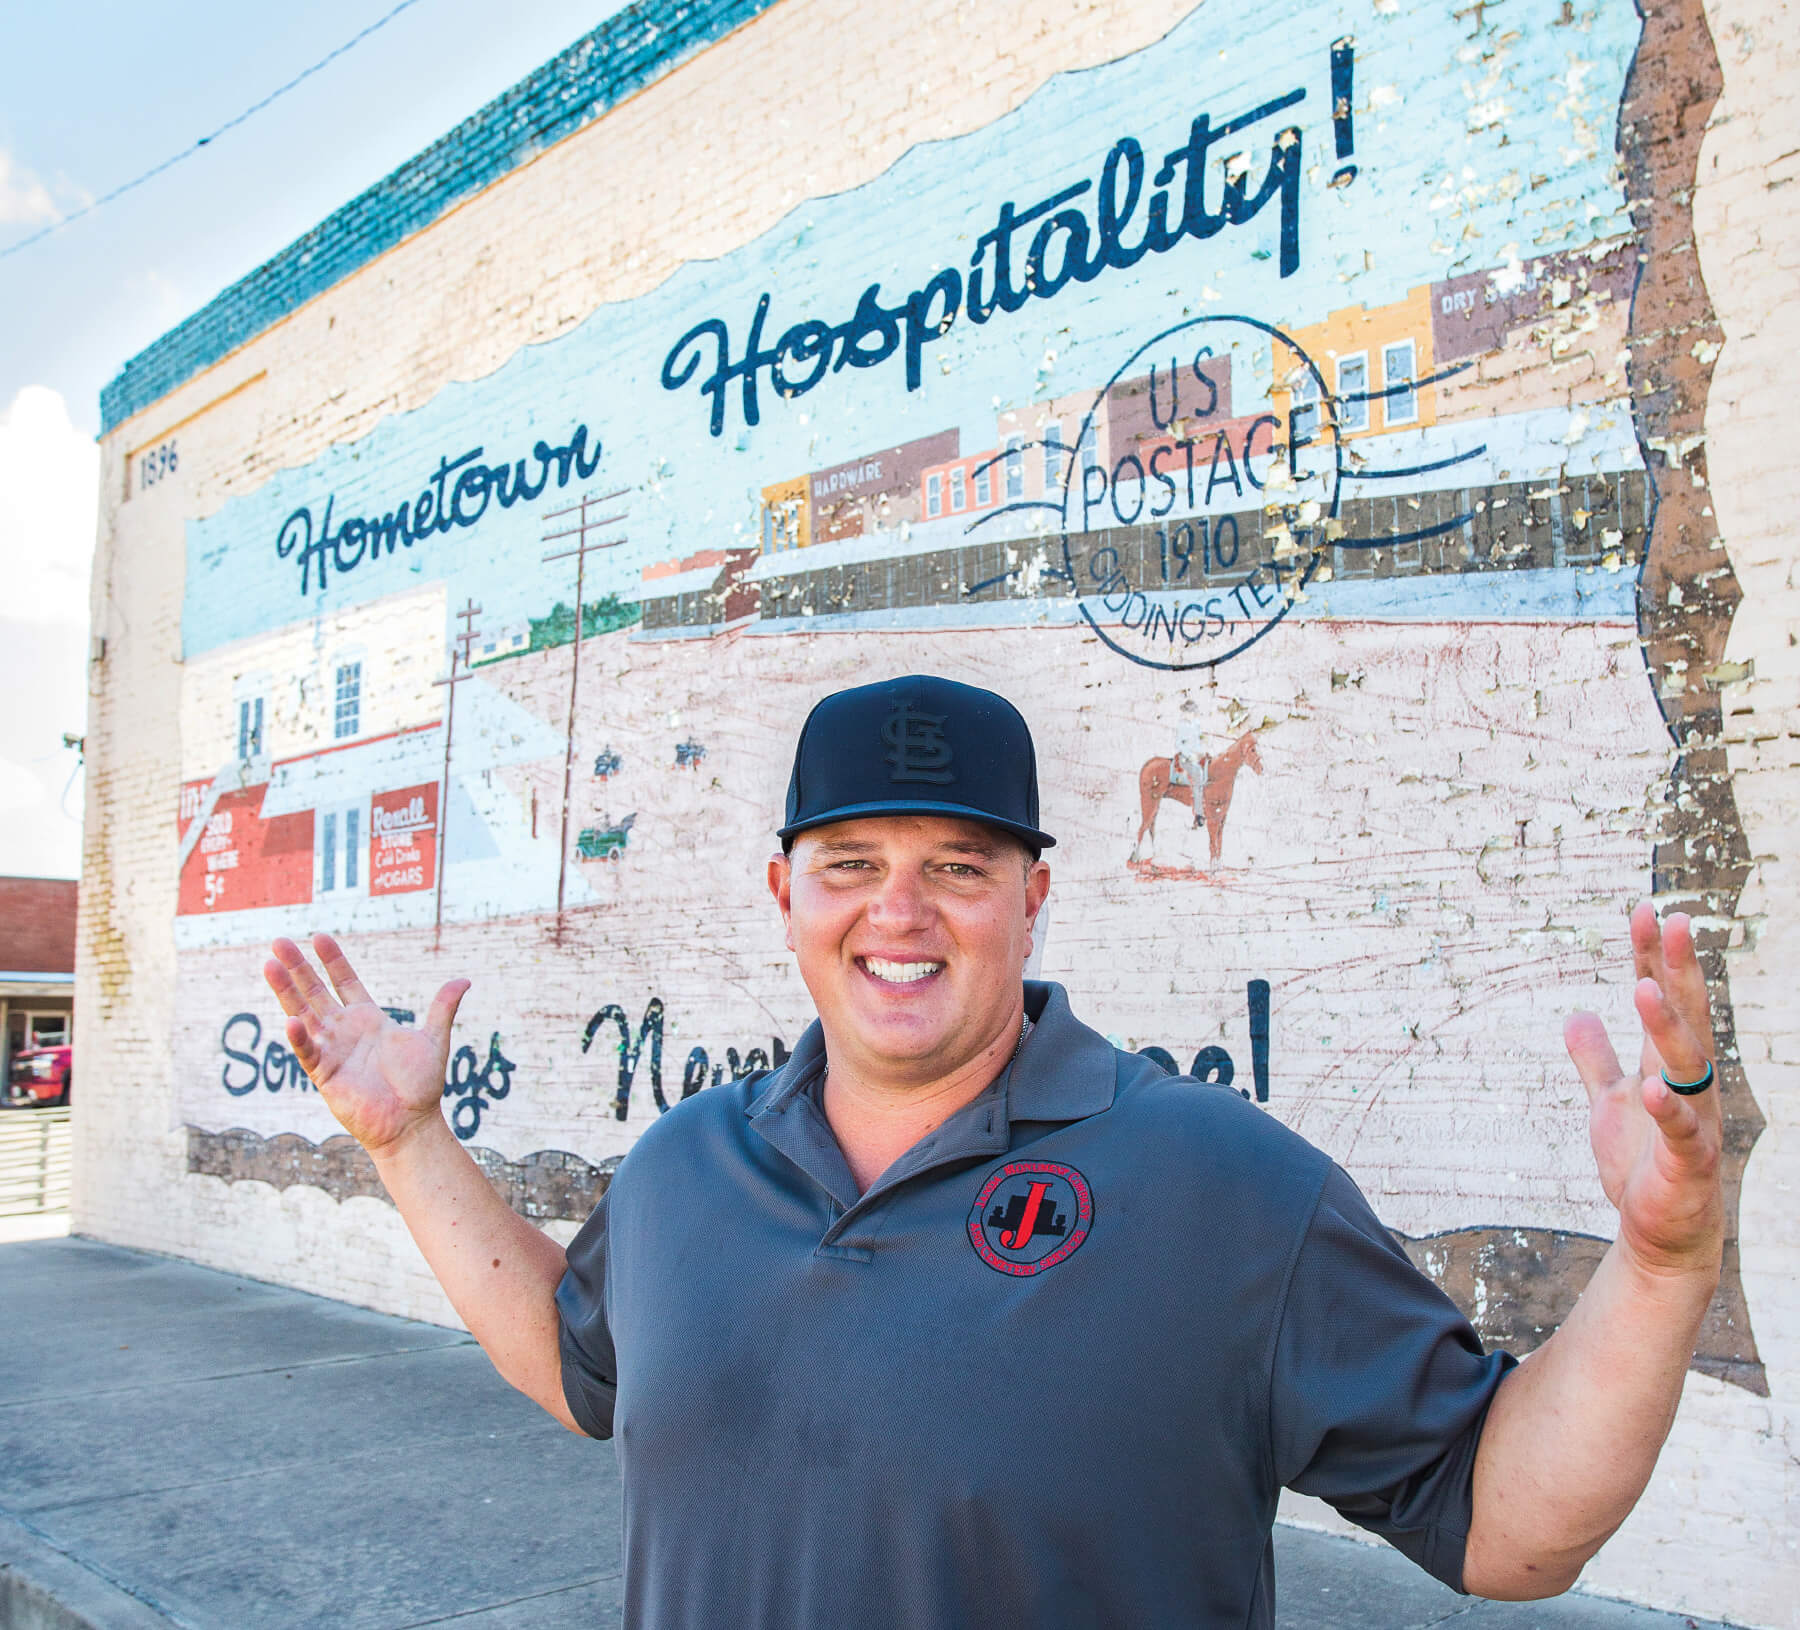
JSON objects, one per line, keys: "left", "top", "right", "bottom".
{"left": 557, "top": 981, "right": 1513, "bottom": 1629}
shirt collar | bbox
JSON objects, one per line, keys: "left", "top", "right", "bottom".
{"left": 746, "top": 1022, "right": 825, "bottom": 1118}
{"left": 745, "top": 980, "right": 1117, "bottom": 1127}
{"left": 1008, "top": 981, "right": 1118, "bottom": 1122}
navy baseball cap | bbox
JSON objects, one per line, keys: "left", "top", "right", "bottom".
{"left": 778, "top": 674, "right": 1056, "bottom": 852}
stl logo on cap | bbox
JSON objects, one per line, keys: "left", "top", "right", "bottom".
{"left": 882, "top": 699, "right": 955, "bottom": 784}
{"left": 969, "top": 1161, "right": 1093, "bottom": 1277}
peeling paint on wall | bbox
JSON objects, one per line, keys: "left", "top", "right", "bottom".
{"left": 1617, "top": 0, "right": 1762, "bottom": 1390}
{"left": 146, "top": 0, "right": 1767, "bottom": 1395}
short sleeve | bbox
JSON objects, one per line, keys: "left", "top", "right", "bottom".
{"left": 555, "top": 1188, "right": 619, "bottom": 1440}
{"left": 1269, "top": 1163, "right": 1516, "bottom": 1591}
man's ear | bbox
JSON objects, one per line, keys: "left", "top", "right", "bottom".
{"left": 1025, "top": 859, "right": 1051, "bottom": 929}
{"left": 1025, "top": 883, "right": 1051, "bottom": 980}
{"left": 767, "top": 850, "right": 794, "bottom": 950}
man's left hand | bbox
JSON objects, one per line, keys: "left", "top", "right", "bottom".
{"left": 1564, "top": 902, "right": 1725, "bottom": 1278}
{"left": 1463, "top": 904, "right": 1728, "bottom": 1597}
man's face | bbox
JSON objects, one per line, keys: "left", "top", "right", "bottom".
{"left": 768, "top": 815, "right": 1050, "bottom": 1087}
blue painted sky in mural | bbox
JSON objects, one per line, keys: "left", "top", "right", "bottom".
{"left": 184, "top": 0, "right": 1642, "bottom": 662}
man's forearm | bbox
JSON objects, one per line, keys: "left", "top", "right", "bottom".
{"left": 1461, "top": 1237, "right": 1718, "bottom": 1599}
{"left": 370, "top": 1113, "right": 579, "bottom": 1431}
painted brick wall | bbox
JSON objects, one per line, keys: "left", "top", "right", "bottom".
{"left": 80, "top": 0, "right": 1799, "bottom": 1621}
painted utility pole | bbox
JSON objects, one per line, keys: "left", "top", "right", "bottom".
{"left": 541, "top": 489, "right": 628, "bottom": 936}
{"left": 430, "top": 598, "right": 484, "bottom": 951}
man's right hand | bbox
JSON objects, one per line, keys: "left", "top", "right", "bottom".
{"left": 264, "top": 934, "right": 470, "bottom": 1158}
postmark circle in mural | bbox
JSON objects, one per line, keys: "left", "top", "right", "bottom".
{"left": 968, "top": 1160, "right": 1094, "bottom": 1276}
{"left": 1052, "top": 314, "right": 1343, "bottom": 672}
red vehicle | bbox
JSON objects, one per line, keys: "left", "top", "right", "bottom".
{"left": 7, "top": 1043, "right": 71, "bottom": 1106}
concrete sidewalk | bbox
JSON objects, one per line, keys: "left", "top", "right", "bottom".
{"left": 0, "top": 1238, "right": 1739, "bottom": 1630}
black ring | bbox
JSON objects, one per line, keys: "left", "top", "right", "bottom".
{"left": 1662, "top": 1061, "right": 1715, "bottom": 1096}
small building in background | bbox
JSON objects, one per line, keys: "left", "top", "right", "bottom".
{"left": 0, "top": 877, "right": 77, "bottom": 1083}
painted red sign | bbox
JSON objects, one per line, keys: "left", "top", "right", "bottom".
{"left": 177, "top": 780, "right": 314, "bottom": 915}
{"left": 370, "top": 783, "right": 438, "bottom": 896}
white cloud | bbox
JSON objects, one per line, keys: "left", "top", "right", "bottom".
{"left": 0, "top": 150, "right": 61, "bottom": 228}
{"left": 0, "top": 386, "right": 99, "bottom": 626}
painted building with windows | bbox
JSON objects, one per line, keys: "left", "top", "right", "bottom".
{"left": 758, "top": 474, "right": 810, "bottom": 553}
{"left": 174, "top": 584, "right": 448, "bottom": 923}
{"left": 1278, "top": 283, "right": 1438, "bottom": 442}
{"left": 73, "top": 2, "right": 1800, "bottom": 1621}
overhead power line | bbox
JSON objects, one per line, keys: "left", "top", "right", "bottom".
{"left": 0, "top": 0, "right": 429, "bottom": 264}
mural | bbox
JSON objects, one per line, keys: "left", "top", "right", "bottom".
{"left": 171, "top": 0, "right": 1758, "bottom": 1388}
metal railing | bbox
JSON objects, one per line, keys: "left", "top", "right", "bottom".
{"left": 0, "top": 1107, "right": 72, "bottom": 1216}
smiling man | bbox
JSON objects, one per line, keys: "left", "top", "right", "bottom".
{"left": 264, "top": 673, "right": 1727, "bottom": 1630}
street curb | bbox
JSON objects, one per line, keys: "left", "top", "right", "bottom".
{"left": 0, "top": 1511, "right": 177, "bottom": 1628}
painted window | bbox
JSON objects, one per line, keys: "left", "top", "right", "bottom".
{"left": 318, "top": 802, "right": 363, "bottom": 895}
{"left": 1383, "top": 339, "right": 1418, "bottom": 426}
{"left": 974, "top": 462, "right": 992, "bottom": 506}
{"left": 950, "top": 467, "right": 966, "bottom": 511}
{"left": 1005, "top": 435, "right": 1025, "bottom": 499}
{"left": 236, "top": 696, "right": 263, "bottom": 760}
{"left": 764, "top": 497, "right": 804, "bottom": 551}
{"left": 333, "top": 662, "right": 362, "bottom": 739}
{"left": 1336, "top": 353, "right": 1369, "bottom": 433}
{"left": 1289, "top": 367, "right": 1321, "bottom": 443}
{"left": 1043, "top": 424, "right": 1062, "bottom": 487}
{"left": 926, "top": 472, "right": 942, "bottom": 517}
{"left": 1079, "top": 421, "right": 1098, "bottom": 473}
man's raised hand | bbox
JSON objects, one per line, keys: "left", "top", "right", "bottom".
{"left": 263, "top": 934, "right": 469, "bottom": 1159}
{"left": 1563, "top": 902, "right": 1725, "bottom": 1280}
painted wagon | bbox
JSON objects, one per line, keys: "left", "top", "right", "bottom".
{"left": 576, "top": 813, "right": 636, "bottom": 861}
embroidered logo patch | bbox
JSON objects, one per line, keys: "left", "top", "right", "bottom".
{"left": 968, "top": 1160, "right": 1093, "bottom": 1276}
{"left": 881, "top": 699, "right": 955, "bottom": 784}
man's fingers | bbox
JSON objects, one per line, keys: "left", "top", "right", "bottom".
{"left": 263, "top": 958, "right": 309, "bottom": 1019}
{"left": 1629, "top": 899, "right": 1666, "bottom": 988}
{"left": 1563, "top": 1010, "right": 1625, "bottom": 1104}
{"left": 267, "top": 938, "right": 334, "bottom": 1020}
{"left": 285, "top": 1016, "right": 322, "bottom": 1077}
{"left": 1656, "top": 911, "right": 1713, "bottom": 1047}
{"left": 424, "top": 979, "right": 471, "bottom": 1051}
{"left": 1633, "top": 977, "right": 1712, "bottom": 1086}
{"left": 1639, "top": 1070, "right": 1711, "bottom": 1155}
{"left": 312, "top": 932, "right": 374, "bottom": 1009}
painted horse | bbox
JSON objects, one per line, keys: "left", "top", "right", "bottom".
{"left": 1130, "top": 729, "right": 1263, "bottom": 868}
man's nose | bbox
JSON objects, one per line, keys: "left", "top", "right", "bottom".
{"left": 867, "top": 867, "right": 932, "bottom": 930}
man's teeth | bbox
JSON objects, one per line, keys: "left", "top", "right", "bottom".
{"left": 864, "top": 958, "right": 943, "bottom": 984}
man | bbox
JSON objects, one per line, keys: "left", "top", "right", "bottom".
{"left": 265, "top": 673, "right": 1724, "bottom": 1629}
{"left": 1170, "top": 703, "right": 1209, "bottom": 827}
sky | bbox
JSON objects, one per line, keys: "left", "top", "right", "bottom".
{"left": 0, "top": 0, "right": 633, "bottom": 879}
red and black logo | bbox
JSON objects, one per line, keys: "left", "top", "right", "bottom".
{"left": 968, "top": 1160, "right": 1093, "bottom": 1276}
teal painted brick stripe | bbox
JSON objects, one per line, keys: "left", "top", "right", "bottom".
{"left": 99, "top": 0, "right": 780, "bottom": 435}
